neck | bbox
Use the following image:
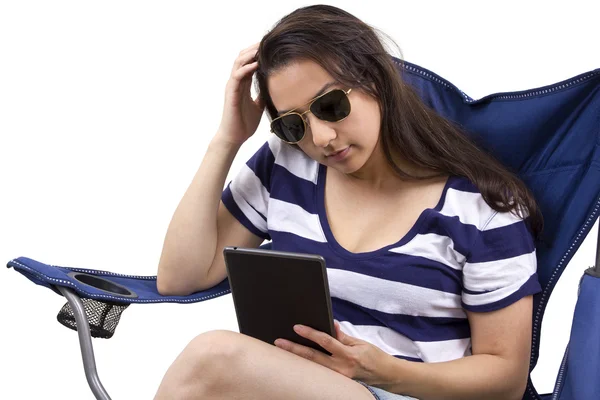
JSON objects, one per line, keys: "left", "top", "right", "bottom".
{"left": 344, "top": 140, "right": 438, "bottom": 192}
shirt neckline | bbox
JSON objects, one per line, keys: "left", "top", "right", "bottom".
{"left": 316, "top": 163, "right": 454, "bottom": 260}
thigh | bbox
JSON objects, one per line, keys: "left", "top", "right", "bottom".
{"left": 158, "top": 329, "right": 377, "bottom": 400}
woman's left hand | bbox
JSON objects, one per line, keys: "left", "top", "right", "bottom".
{"left": 274, "top": 320, "right": 391, "bottom": 384}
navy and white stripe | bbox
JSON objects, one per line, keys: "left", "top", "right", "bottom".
{"left": 222, "top": 136, "right": 541, "bottom": 363}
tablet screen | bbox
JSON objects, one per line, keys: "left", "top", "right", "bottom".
{"left": 223, "top": 246, "right": 335, "bottom": 355}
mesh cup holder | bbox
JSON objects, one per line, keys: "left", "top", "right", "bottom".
{"left": 57, "top": 298, "right": 129, "bottom": 338}
{"left": 56, "top": 272, "right": 137, "bottom": 338}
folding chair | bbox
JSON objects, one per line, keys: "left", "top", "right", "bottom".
{"left": 7, "top": 57, "right": 600, "bottom": 400}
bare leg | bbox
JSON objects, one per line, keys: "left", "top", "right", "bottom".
{"left": 154, "top": 330, "right": 375, "bottom": 400}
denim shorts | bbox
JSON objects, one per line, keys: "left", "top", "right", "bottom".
{"left": 355, "top": 380, "right": 419, "bottom": 400}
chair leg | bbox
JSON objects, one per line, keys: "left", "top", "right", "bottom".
{"left": 57, "top": 287, "right": 112, "bottom": 400}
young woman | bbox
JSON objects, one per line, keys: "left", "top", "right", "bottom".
{"left": 154, "top": 5, "right": 543, "bottom": 400}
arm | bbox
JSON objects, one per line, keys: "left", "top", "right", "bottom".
{"left": 157, "top": 42, "right": 266, "bottom": 296}
{"left": 156, "top": 134, "right": 263, "bottom": 296}
{"left": 378, "top": 295, "right": 533, "bottom": 400}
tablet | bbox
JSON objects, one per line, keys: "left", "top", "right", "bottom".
{"left": 223, "top": 246, "right": 335, "bottom": 355}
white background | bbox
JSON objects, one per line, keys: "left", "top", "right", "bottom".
{"left": 1, "top": 1, "right": 599, "bottom": 399}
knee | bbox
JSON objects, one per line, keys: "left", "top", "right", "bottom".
{"left": 182, "top": 330, "right": 247, "bottom": 385}
{"left": 187, "top": 330, "right": 244, "bottom": 361}
{"left": 155, "top": 330, "right": 245, "bottom": 399}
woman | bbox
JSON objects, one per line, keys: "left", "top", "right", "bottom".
{"left": 154, "top": 5, "right": 543, "bottom": 400}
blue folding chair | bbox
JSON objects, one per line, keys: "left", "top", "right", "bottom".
{"left": 7, "top": 57, "right": 600, "bottom": 400}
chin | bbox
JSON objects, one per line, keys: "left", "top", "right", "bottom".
{"left": 329, "top": 157, "right": 363, "bottom": 175}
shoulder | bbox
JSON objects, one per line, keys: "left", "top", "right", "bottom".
{"left": 441, "top": 175, "right": 529, "bottom": 233}
{"left": 441, "top": 175, "right": 497, "bottom": 230}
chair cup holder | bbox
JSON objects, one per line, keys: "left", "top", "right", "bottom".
{"left": 67, "top": 272, "right": 138, "bottom": 298}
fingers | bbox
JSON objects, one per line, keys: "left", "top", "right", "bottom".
{"left": 231, "top": 61, "right": 258, "bottom": 82}
{"left": 226, "top": 42, "right": 261, "bottom": 107}
{"left": 274, "top": 339, "right": 330, "bottom": 365}
{"left": 334, "top": 320, "right": 343, "bottom": 340}
{"left": 228, "top": 43, "right": 260, "bottom": 94}
{"left": 233, "top": 49, "right": 258, "bottom": 72}
{"left": 240, "top": 41, "right": 260, "bottom": 54}
{"left": 292, "top": 324, "right": 344, "bottom": 354}
{"left": 231, "top": 42, "right": 260, "bottom": 75}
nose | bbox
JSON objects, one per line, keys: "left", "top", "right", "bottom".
{"left": 307, "top": 115, "right": 337, "bottom": 148}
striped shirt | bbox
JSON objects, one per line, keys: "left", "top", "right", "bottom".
{"left": 222, "top": 135, "right": 542, "bottom": 363}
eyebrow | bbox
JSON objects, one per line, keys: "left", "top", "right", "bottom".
{"left": 277, "top": 81, "right": 338, "bottom": 115}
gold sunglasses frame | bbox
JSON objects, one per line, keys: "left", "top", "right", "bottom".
{"left": 269, "top": 88, "right": 353, "bottom": 144}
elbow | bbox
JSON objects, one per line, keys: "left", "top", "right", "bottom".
{"left": 156, "top": 266, "right": 193, "bottom": 297}
{"left": 509, "top": 377, "right": 529, "bottom": 400}
{"left": 156, "top": 274, "right": 177, "bottom": 296}
{"left": 503, "top": 365, "right": 529, "bottom": 400}
{"left": 486, "top": 355, "right": 529, "bottom": 400}
{"left": 156, "top": 278, "right": 173, "bottom": 296}
{"left": 507, "top": 389, "right": 527, "bottom": 400}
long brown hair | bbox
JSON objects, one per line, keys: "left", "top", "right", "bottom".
{"left": 254, "top": 5, "right": 543, "bottom": 239}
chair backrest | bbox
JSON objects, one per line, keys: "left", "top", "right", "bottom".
{"left": 396, "top": 57, "right": 600, "bottom": 396}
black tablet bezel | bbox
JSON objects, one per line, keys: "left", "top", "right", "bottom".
{"left": 223, "top": 246, "right": 335, "bottom": 355}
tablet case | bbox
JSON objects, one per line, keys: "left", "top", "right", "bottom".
{"left": 223, "top": 246, "right": 335, "bottom": 355}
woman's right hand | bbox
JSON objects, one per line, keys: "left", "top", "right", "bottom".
{"left": 216, "top": 42, "right": 265, "bottom": 145}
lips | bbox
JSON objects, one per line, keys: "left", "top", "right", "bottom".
{"left": 326, "top": 146, "right": 351, "bottom": 162}
{"left": 326, "top": 147, "right": 348, "bottom": 157}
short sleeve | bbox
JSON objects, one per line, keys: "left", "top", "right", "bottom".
{"left": 221, "top": 138, "right": 276, "bottom": 241}
{"left": 462, "top": 209, "right": 541, "bottom": 312}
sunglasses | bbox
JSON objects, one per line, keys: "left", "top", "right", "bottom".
{"left": 269, "top": 88, "right": 352, "bottom": 144}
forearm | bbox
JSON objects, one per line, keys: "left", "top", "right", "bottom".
{"left": 157, "top": 133, "right": 241, "bottom": 295}
{"left": 377, "top": 353, "right": 527, "bottom": 400}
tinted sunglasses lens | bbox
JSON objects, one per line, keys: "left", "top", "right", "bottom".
{"left": 271, "top": 113, "right": 305, "bottom": 143}
{"left": 310, "top": 90, "right": 350, "bottom": 122}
